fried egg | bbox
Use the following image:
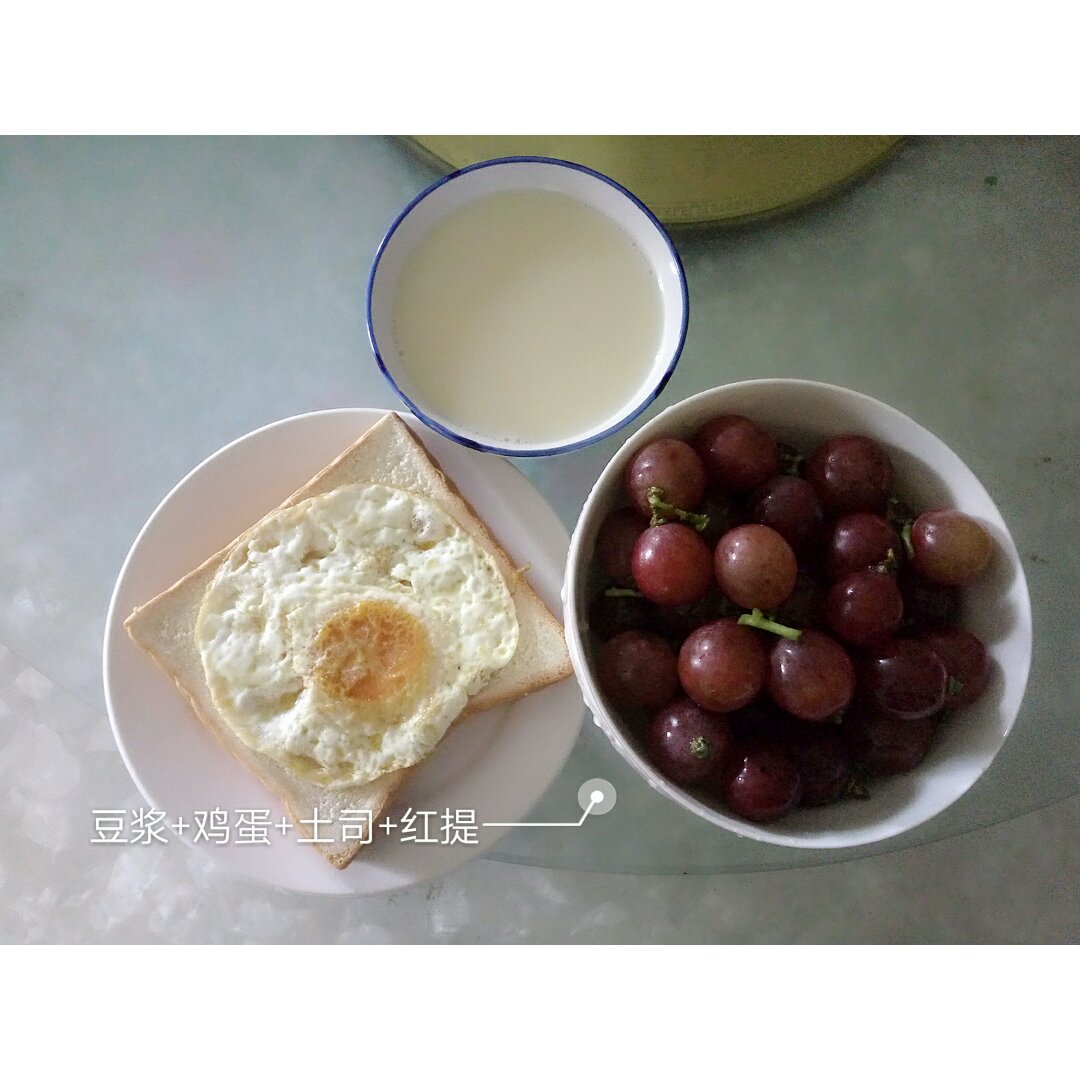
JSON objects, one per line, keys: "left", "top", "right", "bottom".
{"left": 195, "top": 483, "right": 518, "bottom": 788}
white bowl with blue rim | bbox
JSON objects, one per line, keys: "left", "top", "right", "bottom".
{"left": 366, "top": 156, "right": 689, "bottom": 456}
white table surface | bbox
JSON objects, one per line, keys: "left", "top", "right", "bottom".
{"left": 2, "top": 135, "right": 1078, "bottom": 940}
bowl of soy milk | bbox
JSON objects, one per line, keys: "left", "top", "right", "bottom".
{"left": 366, "top": 157, "right": 688, "bottom": 455}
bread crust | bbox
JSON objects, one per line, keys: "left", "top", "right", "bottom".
{"left": 124, "top": 412, "right": 572, "bottom": 868}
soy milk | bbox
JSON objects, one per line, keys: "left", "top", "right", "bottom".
{"left": 391, "top": 189, "right": 664, "bottom": 446}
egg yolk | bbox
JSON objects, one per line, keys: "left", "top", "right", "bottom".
{"left": 312, "top": 599, "right": 429, "bottom": 709}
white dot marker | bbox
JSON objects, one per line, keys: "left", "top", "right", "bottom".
{"left": 578, "top": 778, "right": 616, "bottom": 816}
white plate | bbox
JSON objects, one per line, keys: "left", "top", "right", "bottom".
{"left": 103, "top": 408, "right": 584, "bottom": 895}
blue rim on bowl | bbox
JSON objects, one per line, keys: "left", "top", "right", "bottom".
{"left": 365, "top": 155, "right": 690, "bottom": 457}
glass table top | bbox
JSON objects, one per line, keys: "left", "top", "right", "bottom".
{"left": 2, "top": 134, "right": 1077, "bottom": 874}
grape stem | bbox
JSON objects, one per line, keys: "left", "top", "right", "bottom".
{"left": 779, "top": 443, "right": 804, "bottom": 477}
{"left": 647, "top": 487, "right": 710, "bottom": 532}
{"left": 844, "top": 770, "right": 871, "bottom": 800}
{"left": 737, "top": 608, "right": 803, "bottom": 641}
{"left": 873, "top": 549, "right": 901, "bottom": 575}
{"left": 887, "top": 495, "right": 915, "bottom": 527}
{"left": 900, "top": 521, "right": 915, "bottom": 561}
{"left": 604, "top": 586, "right": 644, "bottom": 598}
{"left": 888, "top": 497, "right": 918, "bottom": 560}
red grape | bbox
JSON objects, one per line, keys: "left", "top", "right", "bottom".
{"left": 725, "top": 698, "right": 795, "bottom": 742}
{"left": 596, "top": 630, "right": 679, "bottom": 711}
{"left": 919, "top": 626, "right": 990, "bottom": 707}
{"left": 826, "top": 512, "right": 902, "bottom": 578}
{"left": 773, "top": 571, "right": 828, "bottom": 630}
{"left": 595, "top": 508, "right": 646, "bottom": 586}
{"left": 858, "top": 639, "right": 948, "bottom": 721}
{"left": 625, "top": 438, "right": 707, "bottom": 517}
{"left": 843, "top": 707, "right": 937, "bottom": 775}
{"left": 650, "top": 588, "right": 738, "bottom": 644}
{"left": 899, "top": 570, "right": 959, "bottom": 630}
{"left": 767, "top": 629, "right": 856, "bottom": 721}
{"left": 806, "top": 434, "right": 894, "bottom": 515}
{"left": 632, "top": 523, "right": 713, "bottom": 606}
{"left": 714, "top": 524, "right": 797, "bottom": 611}
{"left": 587, "top": 591, "right": 650, "bottom": 641}
{"left": 720, "top": 742, "right": 802, "bottom": 822}
{"left": 788, "top": 725, "right": 852, "bottom": 806}
{"left": 748, "top": 475, "right": 826, "bottom": 553}
{"left": 697, "top": 492, "right": 745, "bottom": 548}
{"left": 825, "top": 569, "right": 904, "bottom": 646}
{"left": 910, "top": 509, "right": 994, "bottom": 586}
{"left": 645, "top": 698, "right": 733, "bottom": 785}
{"left": 693, "top": 415, "right": 780, "bottom": 493}
{"left": 678, "top": 619, "right": 767, "bottom": 713}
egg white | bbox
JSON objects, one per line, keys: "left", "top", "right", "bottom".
{"left": 195, "top": 483, "right": 519, "bottom": 788}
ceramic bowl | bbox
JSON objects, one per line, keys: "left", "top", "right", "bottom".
{"left": 366, "top": 156, "right": 688, "bottom": 456}
{"left": 563, "top": 379, "right": 1033, "bottom": 848}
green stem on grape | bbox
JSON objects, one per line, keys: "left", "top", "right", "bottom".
{"left": 900, "top": 521, "right": 915, "bottom": 561}
{"left": 886, "top": 497, "right": 917, "bottom": 560}
{"left": 872, "top": 549, "right": 900, "bottom": 576}
{"left": 844, "top": 769, "right": 871, "bottom": 800}
{"left": 779, "top": 442, "right": 804, "bottom": 477}
{"left": 647, "top": 486, "right": 710, "bottom": 532}
{"left": 604, "top": 586, "right": 644, "bottom": 598}
{"left": 947, "top": 676, "right": 966, "bottom": 698}
{"left": 689, "top": 735, "right": 711, "bottom": 760}
{"left": 887, "top": 496, "right": 916, "bottom": 529}
{"left": 737, "top": 608, "right": 803, "bottom": 641}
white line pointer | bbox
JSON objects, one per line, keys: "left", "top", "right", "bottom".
{"left": 481, "top": 779, "right": 616, "bottom": 828}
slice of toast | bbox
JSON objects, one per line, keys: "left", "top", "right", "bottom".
{"left": 124, "top": 412, "right": 573, "bottom": 869}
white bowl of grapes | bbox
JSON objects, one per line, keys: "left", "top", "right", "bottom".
{"left": 564, "top": 379, "right": 1033, "bottom": 848}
